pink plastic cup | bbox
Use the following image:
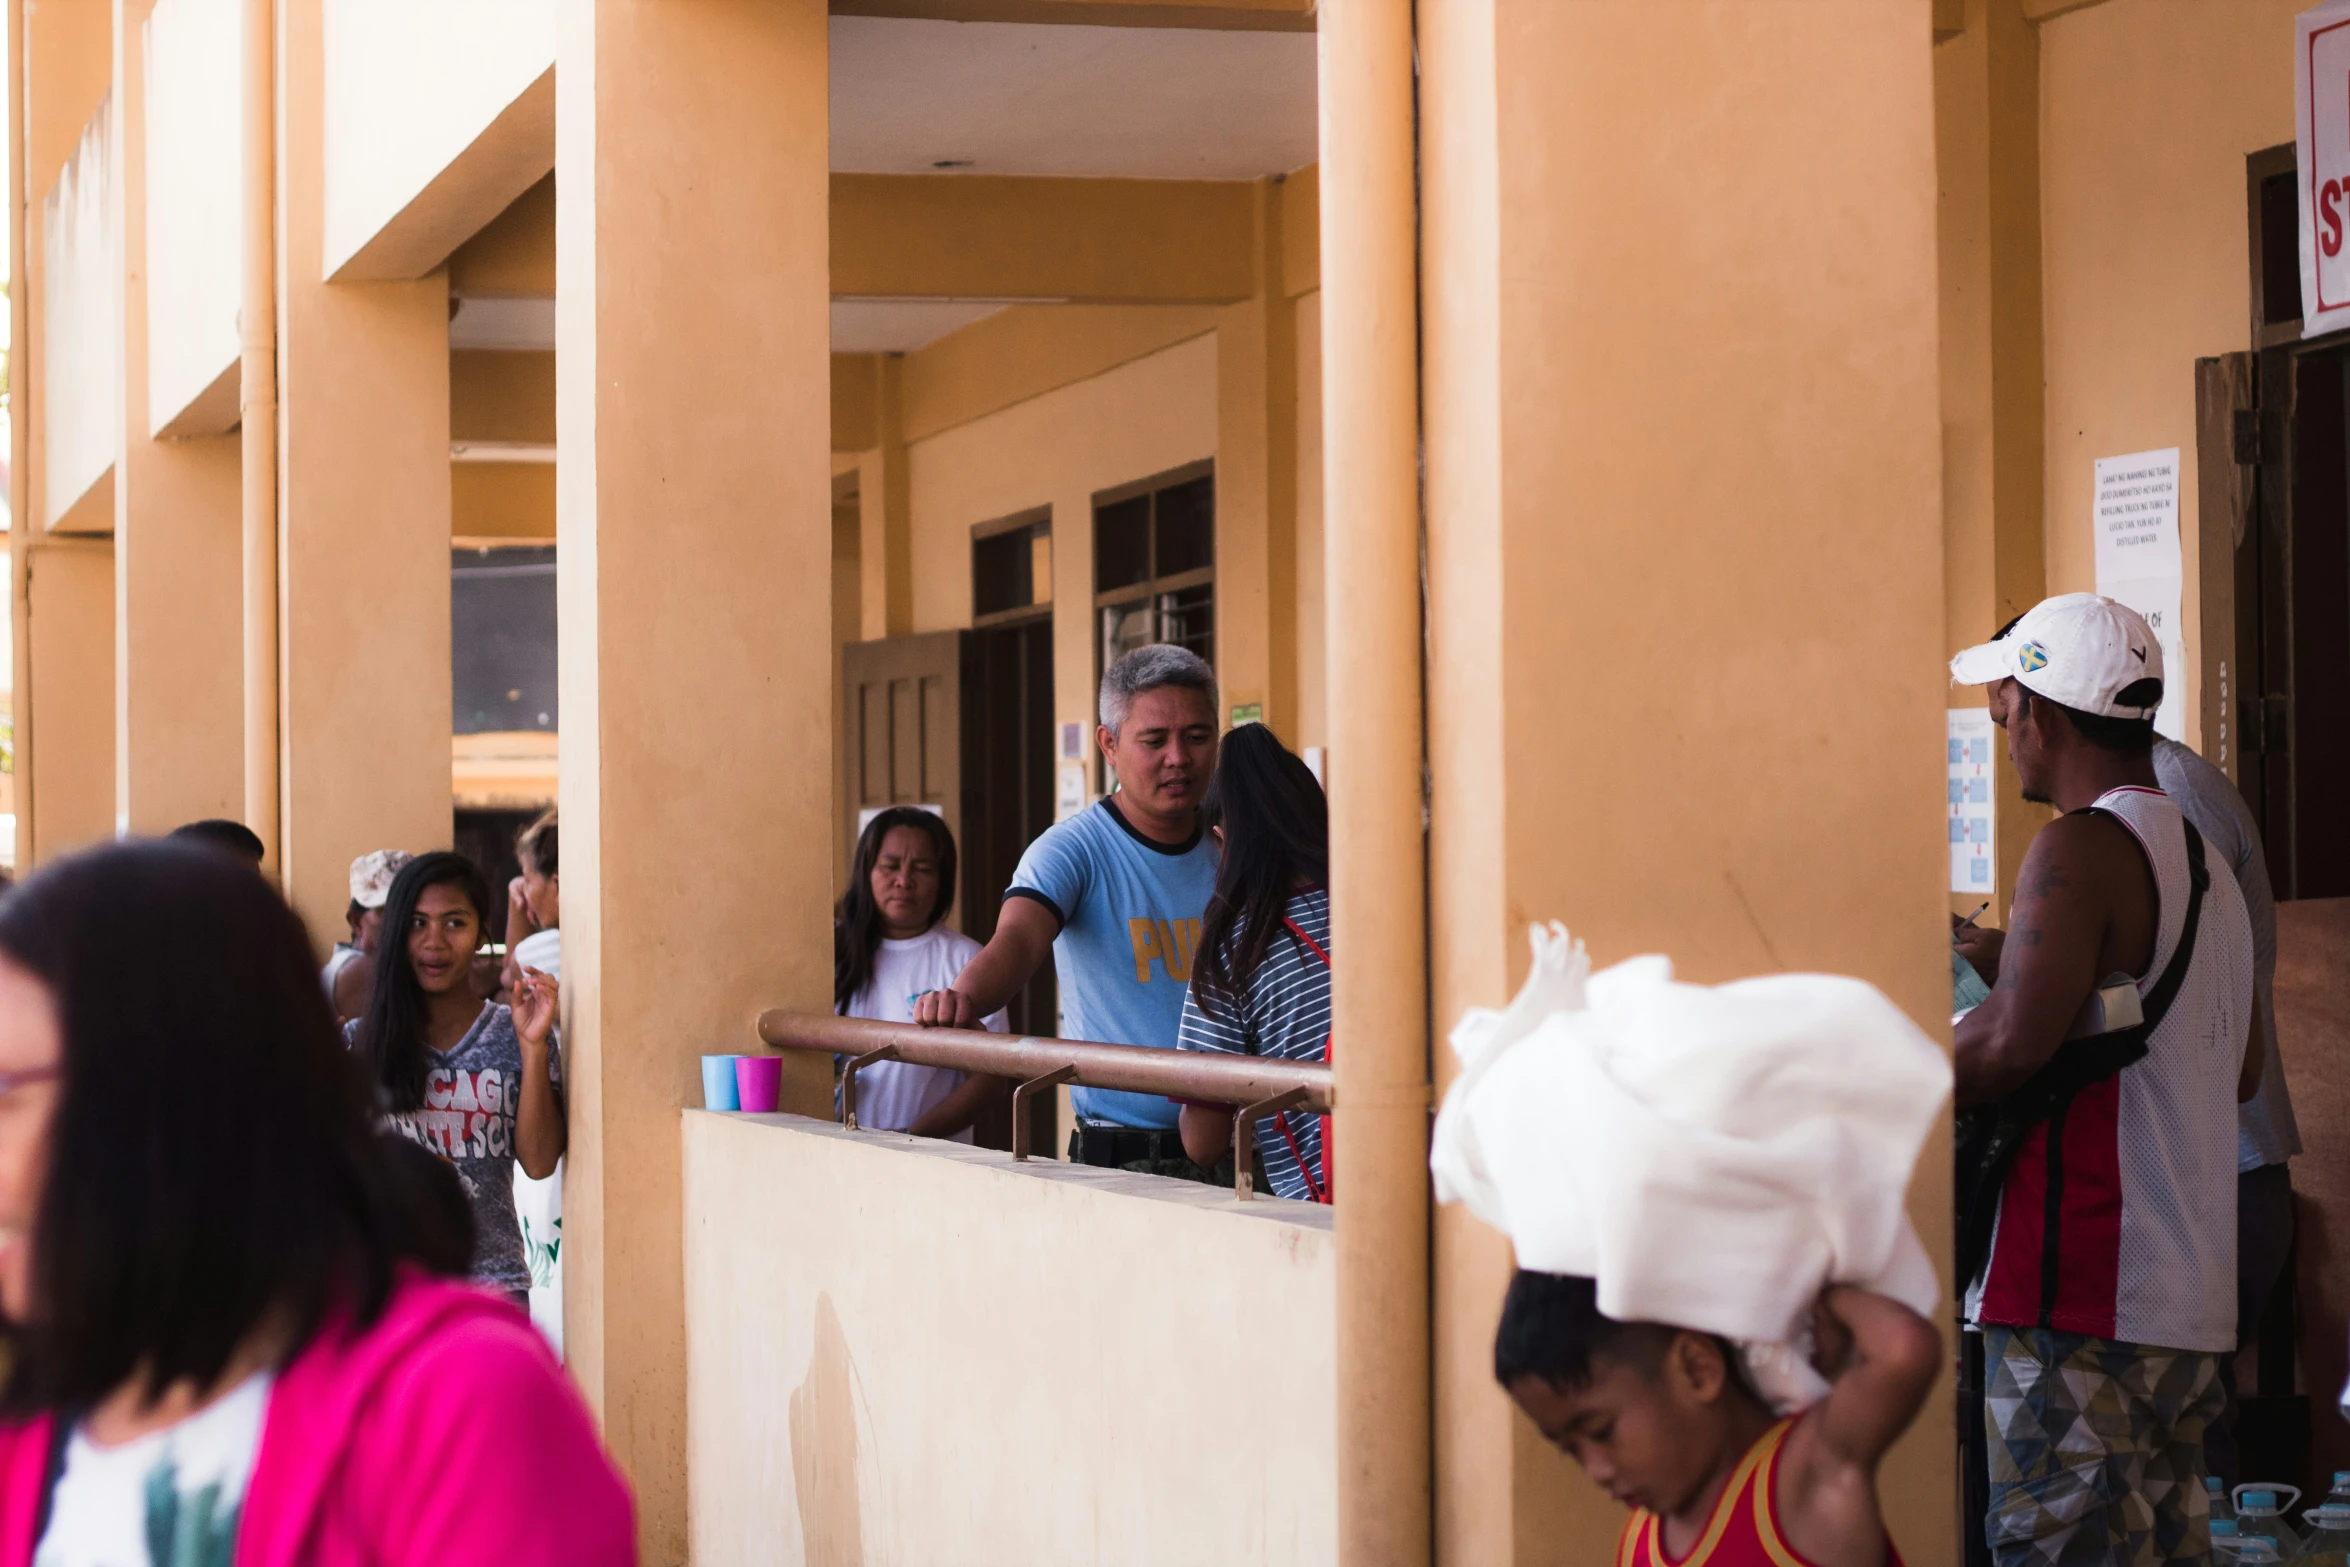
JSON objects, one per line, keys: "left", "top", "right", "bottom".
{"left": 734, "top": 1054, "right": 783, "bottom": 1114}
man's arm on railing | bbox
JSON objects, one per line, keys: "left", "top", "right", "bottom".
{"left": 912, "top": 896, "right": 1059, "bottom": 1028}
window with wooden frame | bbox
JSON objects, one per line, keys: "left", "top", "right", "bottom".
{"left": 1093, "top": 460, "right": 1214, "bottom": 675}
{"left": 972, "top": 508, "right": 1053, "bottom": 627}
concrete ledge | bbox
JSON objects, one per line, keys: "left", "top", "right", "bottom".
{"left": 726, "top": 1108, "right": 1335, "bottom": 1231}
{"left": 683, "top": 1108, "right": 1336, "bottom": 1565}
{"left": 328, "top": 68, "right": 554, "bottom": 283}
{"left": 154, "top": 359, "right": 241, "bottom": 441}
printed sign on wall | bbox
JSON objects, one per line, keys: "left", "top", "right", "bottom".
{"left": 1948, "top": 709, "right": 1996, "bottom": 897}
{"left": 2092, "top": 447, "right": 2187, "bottom": 741}
{"left": 2299, "top": 1, "right": 2350, "bottom": 336}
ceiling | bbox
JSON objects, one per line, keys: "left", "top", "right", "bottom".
{"left": 451, "top": 296, "right": 555, "bottom": 351}
{"left": 829, "top": 17, "right": 1317, "bottom": 180}
{"left": 831, "top": 299, "right": 1012, "bottom": 353}
{"left": 452, "top": 297, "right": 1018, "bottom": 355}
{"left": 448, "top": 19, "right": 1317, "bottom": 358}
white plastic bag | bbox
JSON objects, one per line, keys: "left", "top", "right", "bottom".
{"left": 1432, "top": 928, "right": 1951, "bottom": 1411}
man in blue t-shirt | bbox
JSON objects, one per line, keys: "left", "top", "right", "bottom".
{"left": 914, "top": 645, "right": 1219, "bottom": 1145}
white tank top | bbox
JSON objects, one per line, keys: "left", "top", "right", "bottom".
{"left": 1970, "top": 785, "right": 2255, "bottom": 1352}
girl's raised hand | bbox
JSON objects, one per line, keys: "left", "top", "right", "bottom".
{"left": 513, "top": 966, "right": 560, "bottom": 1047}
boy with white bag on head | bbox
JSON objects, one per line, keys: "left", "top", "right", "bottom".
{"left": 1433, "top": 927, "right": 1952, "bottom": 1567}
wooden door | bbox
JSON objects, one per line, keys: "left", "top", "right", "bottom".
{"left": 2245, "top": 341, "right": 2350, "bottom": 900}
{"left": 841, "top": 631, "right": 975, "bottom": 926}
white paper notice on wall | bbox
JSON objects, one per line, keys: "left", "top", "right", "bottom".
{"left": 2299, "top": 0, "right": 2350, "bottom": 337}
{"left": 2092, "top": 447, "right": 2187, "bottom": 741}
{"left": 1948, "top": 709, "right": 1996, "bottom": 897}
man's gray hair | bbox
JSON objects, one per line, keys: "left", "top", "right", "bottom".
{"left": 1099, "top": 644, "right": 1218, "bottom": 737}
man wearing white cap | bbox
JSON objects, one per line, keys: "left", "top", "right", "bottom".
{"left": 1949, "top": 593, "right": 2258, "bottom": 1563}
{"left": 324, "top": 849, "right": 411, "bottom": 1023}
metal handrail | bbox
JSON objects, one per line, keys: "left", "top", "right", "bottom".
{"left": 754, "top": 1011, "right": 1334, "bottom": 1201}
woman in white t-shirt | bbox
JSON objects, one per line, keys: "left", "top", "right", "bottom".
{"left": 833, "top": 808, "right": 1008, "bottom": 1141}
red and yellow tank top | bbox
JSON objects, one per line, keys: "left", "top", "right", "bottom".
{"left": 1615, "top": 1419, "right": 1904, "bottom": 1567}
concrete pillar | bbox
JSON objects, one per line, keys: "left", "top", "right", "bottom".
{"left": 1215, "top": 175, "right": 1299, "bottom": 734}
{"left": 1319, "top": 3, "right": 1433, "bottom": 1563}
{"left": 6, "top": 165, "right": 21, "bottom": 869}
{"left": 1418, "top": 3, "right": 1953, "bottom": 1563}
{"left": 555, "top": 3, "right": 833, "bottom": 1559}
{"left": 858, "top": 355, "right": 913, "bottom": 641}
{"left": 22, "top": 540, "right": 118, "bottom": 860}
{"left": 113, "top": 0, "right": 244, "bottom": 836}
{"left": 15, "top": 0, "right": 116, "bottom": 867}
{"left": 1936, "top": 0, "right": 2047, "bottom": 924}
{"left": 275, "top": 0, "right": 453, "bottom": 940}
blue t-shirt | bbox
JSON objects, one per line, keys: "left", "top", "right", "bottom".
{"left": 1008, "top": 798, "right": 1219, "bottom": 1128}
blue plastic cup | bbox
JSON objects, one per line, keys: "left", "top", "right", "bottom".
{"left": 701, "top": 1054, "right": 744, "bottom": 1111}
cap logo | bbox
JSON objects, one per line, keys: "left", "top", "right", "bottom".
{"left": 2018, "top": 641, "right": 2048, "bottom": 673}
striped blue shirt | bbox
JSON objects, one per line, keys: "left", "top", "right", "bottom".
{"left": 1176, "top": 889, "right": 1331, "bottom": 1201}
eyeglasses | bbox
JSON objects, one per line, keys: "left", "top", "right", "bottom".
{"left": 0, "top": 1066, "right": 59, "bottom": 1099}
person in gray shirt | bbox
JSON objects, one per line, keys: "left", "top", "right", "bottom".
{"left": 2151, "top": 734, "right": 2298, "bottom": 1489}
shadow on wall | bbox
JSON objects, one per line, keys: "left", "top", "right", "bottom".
{"left": 790, "top": 1293, "right": 867, "bottom": 1565}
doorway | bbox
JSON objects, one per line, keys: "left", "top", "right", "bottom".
{"left": 2243, "top": 146, "right": 2350, "bottom": 901}
{"left": 966, "top": 614, "right": 1058, "bottom": 1039}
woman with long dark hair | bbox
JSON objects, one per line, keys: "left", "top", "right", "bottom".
{"left": 352, "top": 851, "right": 563, "bottom": 1303}
{"left": 1176, "top": 723, "right": 1333, "bottom": 1202}
{"left": 0, "top": 841, "right": 631, "bottom": 1564}
{"left": 834, "top": 807, "right": 1006, "bottom": 1140}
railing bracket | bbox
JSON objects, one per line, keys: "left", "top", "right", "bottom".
{"left": 840, "top": 1045, "right": 900, "bottom": 1131}
{"left": 1011, "top": 1064, "right": 1080, "bottom": 1161}
{"left": 1231, "top": 1087, "right": 1311, "bottom": 1201}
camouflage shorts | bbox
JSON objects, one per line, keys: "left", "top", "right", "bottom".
{"left": 1982, "top": 1326, "right": 2223, "bottom": 1566}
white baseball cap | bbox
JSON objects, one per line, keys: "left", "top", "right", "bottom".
{"left": 1948, "top": 593, "right": 2163, "bottom": 718}
{"left": 348, "top": 849, "right": 413, "bottom": 910}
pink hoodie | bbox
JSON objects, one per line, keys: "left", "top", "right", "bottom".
{"left": 0, "top": 1272, "right": 634, "bottom": 1566}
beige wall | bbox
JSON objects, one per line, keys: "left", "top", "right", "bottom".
{"left": 906, "top": 330, "right": 1217, "bottom": 785}
{"left": 13, "top": 0, "right": 116, "bottom": 866}
{"left": 451, "top": 349, "right": 557, "bottom": 541}
{"left": 1934, "top": 0, "right": 2048, "bottom": 924}
{"left": 41, "top": 101, "right": 119, "bottom": 532}
{"left": 141, "top": 0, "right": 240, "bottom": 437}
{"left": 114, "top": 0, "right": 244, "bottom": 836}
{"left": 1215, "top": 177, "right": 1300, "bottom": 735}
{"left": 452, "top": 464, "right": 556, "bottom": 543}
{"left": 1420, "top": 2, "right": 1953, "bottom": 1560}
{"left": 1292, "top": 289, "right": 1324, "bottom": 753}
{"left": 2038, "top": 0, "right": 2301, "bottom": 753}
{"left": 24, "top": 540, "right": 117, "bottom": 859}
{"left": 683, "top": 1112, "right": 1336, "bottom": 1565}
{"left": 278, "top": 0, "right": 456, "bottom": 946}
{"left": 320, "top": 0, "right": 553, "bottom": 279}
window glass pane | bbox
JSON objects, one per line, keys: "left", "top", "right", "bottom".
{"left": 1154, "top": 476, "right": 1214, "bottom": 577}
{"left": 1158, "top": 583, "right": 1214, "bottom": 669}
{"left": 452, "top": 545, "right": 559, "bottom": 733}
{"left": 1095, "top": 496, "right": 1152, "bottom": 592}
{"left": 1102, "top": 598, "right": 1155, "bottom": 672}
{"left": 973, "top": 526, "right": 1035, "bottom": 617}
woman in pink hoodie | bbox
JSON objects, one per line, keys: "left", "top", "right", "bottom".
{"left": 0, "top": 840, "right": 635, "bottom": 1566}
